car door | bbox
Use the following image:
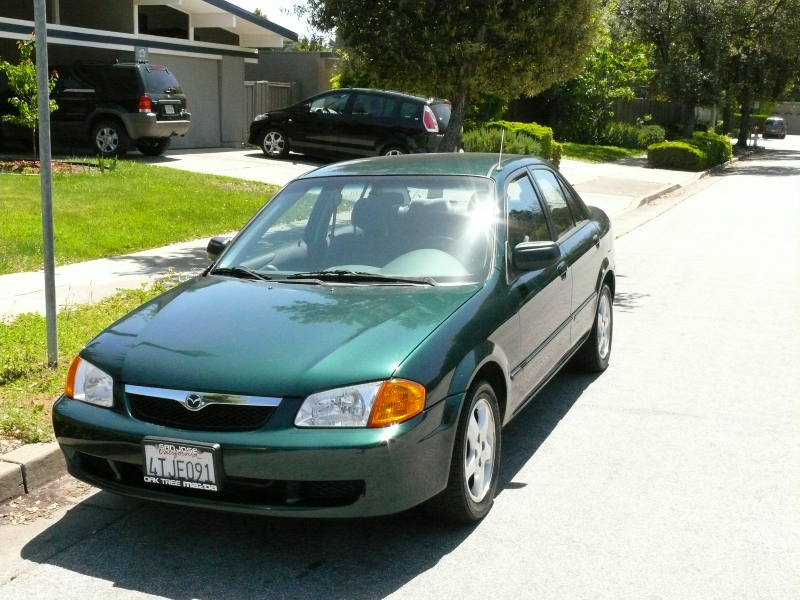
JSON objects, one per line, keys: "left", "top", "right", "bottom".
{"left": 504, "top": 171, "right": 572, "bottom": 417}
{"left": 300, "top": 91, "right": 353, "bottom": 154}
{"left": 50, "top": 66, "right": 96, "bottom": 141}
{"left": 344, "top": 92, "right": 398, "bottom": 156}
{"left": 530, "top": 168, "right": 601, "bottom": 347}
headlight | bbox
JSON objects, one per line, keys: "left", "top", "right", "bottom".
{"left": 295, "top": 379, "right": 425, "bottom": 428}
{"left": 254, "top": 113, "right": 268, "bottom": 121}
{"left": 65, "top": 357, "right": 114, "bottom": 408}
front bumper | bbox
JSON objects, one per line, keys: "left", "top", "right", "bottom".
{"left": 122, "top": 112, "right": 191, "bottom": 139}
{"left": 52, "top": 392, "right": 462, "bottom": 518}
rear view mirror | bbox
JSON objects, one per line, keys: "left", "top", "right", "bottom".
{"left": 206, "top": 237, "right": 229, "bottom": 261}
{"left": 513, "top": 241, "right": 560, "bottom": 271}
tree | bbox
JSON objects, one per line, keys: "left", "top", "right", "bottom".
{"left": 253, "top": 8, "right": 267, "bottom": 19}
{"left": 0, "top": 36, "right": 58, "bottom": 155}
{"left": 306, "top": 0, "right": 600, "bottom": 151}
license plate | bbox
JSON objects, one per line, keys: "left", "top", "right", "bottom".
{"left": 163, "top": 104, "right": 175, "bottom": 115}
{"left": 142, "top": 438, "right": 220, "bottom": 491}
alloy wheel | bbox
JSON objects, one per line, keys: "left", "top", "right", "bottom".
{"left": 95, "top": 127, "right": 119, "bottom": 154}
{"left": 596, "top": 292, "right": 612, "bottom": 360}
{"left": 263, "top": 131, "right": 285, "bottom": 156}
{"left": 463, "top": 397, "right": 495, "bottom": 503}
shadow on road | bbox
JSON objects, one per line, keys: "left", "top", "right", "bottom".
{"left": 19, "top": 370, "right": 599, "bottom": 599}
{"left": 103, "top": 244, "right": 211, "bottom": 277}
{"left": 724, "top": 149, "right": 800, "bottom": 178}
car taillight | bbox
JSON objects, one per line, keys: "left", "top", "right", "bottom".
{"left": 422, "top": 106, "right": 439, "bottom": 133}
{"left": 138, "top": 94, "right": 152, "bottom": 113}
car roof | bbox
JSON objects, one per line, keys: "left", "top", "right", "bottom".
{"left": 335, "top": 88, "right": 450, "bottom": 104}
{"left": 298, "top": 153, "right": 551, "bottom": 180}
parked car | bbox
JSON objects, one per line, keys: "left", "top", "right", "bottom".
{"left": 0, "top": 60, "right": 190, "bottom": 157}
{"left": 53, "top": 153, "right": 615, "bottom": 523}
{"left": 762, "top": 116, "right": 787, "bottom": 139}
{"left": 248, "top": 88, "right": 451, "bottom": 159}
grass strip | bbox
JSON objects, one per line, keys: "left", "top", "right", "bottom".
{"left": 0, "top": 277, "right": 180, "bottom": 443}
{"left": 0, "top": 159, "right": 278, "bottom": 274}
{"left": 561, "top": 142, "right": 645, "bottom": 163}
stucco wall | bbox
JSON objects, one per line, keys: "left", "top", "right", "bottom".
{"left": 246, "top": 51, "right": 337, "bottom": 99}
{"left": 219, "top": 55, "right": 244, "bottom": 146}
{"left": 770, "top": 103, "right": 800, "bottom": 135}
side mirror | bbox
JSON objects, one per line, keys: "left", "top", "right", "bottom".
{"left": 206, "top": 237, "right": 229, "bottom": 261}
{"left": 513, "top": 241, "right": 561, "bottom": 271}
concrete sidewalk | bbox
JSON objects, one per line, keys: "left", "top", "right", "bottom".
{"left": 0, "top": 149, "right": 707, "bottom": 321}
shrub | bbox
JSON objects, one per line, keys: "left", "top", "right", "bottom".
{"left": 647, "top": 141, "right": 708, "bottom": 171}
{"left": 486, "top": 120, "right": 558, "bottom": 165}
{"left": 462, "top": 127, "right": 542, "bottom": 157}
{"left": 637, "top": 125, "right": 666, "bottom": 148}
{"left": 599, "top": 122, "right": 640, "bottom": 149}
{"left": 688, "top": 131, "right": 732, "bottom": 167}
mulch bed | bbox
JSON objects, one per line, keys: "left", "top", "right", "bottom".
{"left": 0, "top": 160, "right": 99, "bottom": 174}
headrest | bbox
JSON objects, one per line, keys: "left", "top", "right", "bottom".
{"left": 406, "top": 198, "right": 454, "bottom": 216}
{"left": 351, "top": 192, "right": 402, "bottom": 231}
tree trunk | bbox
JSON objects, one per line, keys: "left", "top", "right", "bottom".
{"left": 682, "top": 104, "right": 695, "bottom": 138}
{"left": 736, "top": 90, "right": 752, "bottom": 148}
{"left": 722, "top": 104, "right": 731, "bottom": 134}
{"left": 439, "top": 79, "right": 468, "bottom": 152}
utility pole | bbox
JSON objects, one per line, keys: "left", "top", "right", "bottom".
{"left": 34, "top": 0, "right": 58, "bottom": 367}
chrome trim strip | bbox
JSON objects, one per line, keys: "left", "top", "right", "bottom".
{"left": 125, "top": 384, "right": 282, "bottom": 408}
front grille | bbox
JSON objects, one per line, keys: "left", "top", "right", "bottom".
{"left": 74, "top": 452, "right": 365, "bottom": 508}
{"left": 128, "top": 393, "right": 275, "bottom": 431}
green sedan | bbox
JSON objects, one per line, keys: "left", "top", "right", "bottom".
{"left": 53, "top": 153, "right": 615, "bottom": 523}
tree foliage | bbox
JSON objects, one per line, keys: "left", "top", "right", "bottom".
{"left": 306, "top": 0, "right": 600, "bottom": 151}
{"left": 0, "top": 36, "right": 58, "bottom": 146}
{"left": 616, "top": 0, "right": 800, "bottom": 144}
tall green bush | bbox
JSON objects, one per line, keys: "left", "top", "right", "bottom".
{"left": 462, "top": 128, "right": 542, "bottom": 156}
{"left": 637, "top": 125, "right": 666, "bottom": 148}
{"left": 600, "top": 122, "right": 640, "bottom": 148}
{"left": 486, "top": 120, "right": 560, "bottom": 165}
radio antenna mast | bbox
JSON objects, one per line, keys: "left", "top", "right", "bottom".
{"left": 497, "top": 129, "right": 505, "bottom": 171}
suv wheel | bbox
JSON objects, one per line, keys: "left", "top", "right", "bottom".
{"left": 136, "top": 137, "right": 171, "bottom": 157}
{"left": 91, "top": 120, "right": 130, "bottom": 158}
{"left": 260, "top": 128, "right": 289, "bottom": 158}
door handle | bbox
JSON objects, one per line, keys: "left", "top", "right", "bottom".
{"left": 557, "top": 261, "right": 568, "bottom": 280}
{"left": 593, "top": 233, "right": 600, "bottom": 248}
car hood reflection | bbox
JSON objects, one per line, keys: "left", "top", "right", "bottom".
{"left": 83, "top": 277, "right": 482, "bottom": 397}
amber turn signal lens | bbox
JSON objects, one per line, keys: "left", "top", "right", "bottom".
{"left": 65, "top": 356, "right": 81, "bottom": 399}
{"left": 368, "top": 379, "right": 425, "bottom": 427}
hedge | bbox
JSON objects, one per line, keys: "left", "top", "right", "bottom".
{"left": 688, "top": 131, "right": 732, "bottom": 166}
{"left": 462, "top": 128, "right": 543, "bottom": 156}
{"left": 486, "top": 120, "right": 562, "bottom": 166}
{"left": 647, "top": 141, "right": 708, "bottom": 171}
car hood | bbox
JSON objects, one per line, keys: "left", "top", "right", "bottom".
{"left": 83, "top": 276, "right": 482, "bottom": 397}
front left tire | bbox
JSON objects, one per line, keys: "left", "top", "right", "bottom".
{"left": 259, "top": 127, "right": 289, "bottom": 158}
{"left": 425, "top": 381, "right": 501, "bottom": 523}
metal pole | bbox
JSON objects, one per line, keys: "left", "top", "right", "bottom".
{"left": 34, "top": 0, "right": 58, "bottom": 368}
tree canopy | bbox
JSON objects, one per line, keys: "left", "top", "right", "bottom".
{"left": 306, "top": 0, "right": 600, "bottom": 150}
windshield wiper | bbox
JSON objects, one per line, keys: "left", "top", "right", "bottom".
{"left": 210, "top": 266, "right": 272, "bottom": 282}
{"left": 284, "top": 270, "right": 435, "bottom": 286}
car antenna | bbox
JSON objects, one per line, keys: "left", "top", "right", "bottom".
{"left": 496, "top": 129, "right": 505, "bottom": 172}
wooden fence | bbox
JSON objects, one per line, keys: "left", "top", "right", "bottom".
{"left": 243, "top": 81, "right": 299, "bottom": 141}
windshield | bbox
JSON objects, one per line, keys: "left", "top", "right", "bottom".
{"left": 217, "top": 175, "right": 496, "bottom": 284}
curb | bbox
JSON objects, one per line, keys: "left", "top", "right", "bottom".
{"left": 0, "top": 442, "right": 66, "bottom": 503}
{"left": 630, "top": 156, "right": 739, "bottom": 211}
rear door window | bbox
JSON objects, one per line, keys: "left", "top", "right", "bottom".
{"left": 140, "top": 65, "right": 181, "bottom": 94}
{"left": 531, "top": 169, "right": 575, "bottom": 238}
{"left": 352, "top": 93, "right": 387, "bottom": 117}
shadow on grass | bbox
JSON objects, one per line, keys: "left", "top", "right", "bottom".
{"left": 20, "top": 369, "right": 600, "bottom": 600}
{"left": 561, "top": 143, "right": 645, "bottom": 164}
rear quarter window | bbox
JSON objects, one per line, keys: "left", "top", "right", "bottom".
{"left": 399, "top": 101, "right": 421, "bottom": 120}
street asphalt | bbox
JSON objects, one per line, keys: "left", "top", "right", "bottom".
{"left": 0, "top": 137, "right": 796, "bottom": 599}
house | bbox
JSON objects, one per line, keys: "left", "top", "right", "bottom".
{"left": 0, "top": 0, "right": 297, "bottom": 148}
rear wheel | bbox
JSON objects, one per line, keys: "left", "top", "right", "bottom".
{"left": 380, "top": 145, "right": 406, "bottom": 156}
{"left": 259, "top": 127, "right": 289, "bottom": 158}
{"left": 573, "top": 283, "right": 613, "bottom": 371}
{"left": 424, "top": 381, "right": 501, "bottom": 523}
{"left": 135, "top": 137, "right": 171, "bottom": 156}
{"left": 91, "top": 120, "right": 129, "bottom": 158}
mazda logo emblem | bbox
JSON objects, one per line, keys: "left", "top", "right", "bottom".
{"left": 185, "top": 394, "right": 203, "bottom": 411}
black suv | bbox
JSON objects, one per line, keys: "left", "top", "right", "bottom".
{"left": 0, "top": 61, "right": 190, "bottom": 157}
{"left": 248, "top": 88, "right": 451, "bottom": 159}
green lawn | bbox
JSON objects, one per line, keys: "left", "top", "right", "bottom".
{"left": 561, "top": 142, "right": 645, "bottom": 163}
{"left": 0, "top": 160, "right": 278, "bottom": 274}
{"left": 0, "top": 279, "right": 178, "bottom": 443}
